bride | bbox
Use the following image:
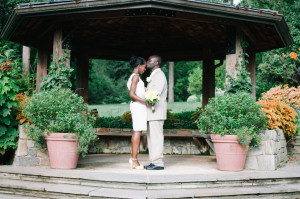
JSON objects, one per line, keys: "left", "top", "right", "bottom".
{"left": 127, "top": 56, "right": 148, "bottom": 170}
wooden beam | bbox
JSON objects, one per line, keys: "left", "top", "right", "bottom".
{"left": 168, "top": 61, "right": 174, "bottom": 102}
{"left": 202, "top": 48, "right": 215, "bottom": 107}
{"left": 36, "top": 49, "right": 49, "bottom": 92}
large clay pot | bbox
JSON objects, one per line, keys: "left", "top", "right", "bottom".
{"left": 44, "top": 133, "right": 79, "bottom": 169}
{"left": 211, "top": 134, "right": 247, "bottom": 171}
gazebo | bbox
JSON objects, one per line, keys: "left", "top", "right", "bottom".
{"left": 1, "top": 0, "right": 293, "bottom": 106}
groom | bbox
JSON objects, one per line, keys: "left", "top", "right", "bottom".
{"left": 144, "top": 55, "right": 168, "bottom": 170}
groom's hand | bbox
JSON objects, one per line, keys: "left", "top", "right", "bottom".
{"left": 147, "top": 102, "right": 155, "bottom": 106}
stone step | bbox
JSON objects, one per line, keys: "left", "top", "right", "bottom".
{"left": 0, "top": 178, "right": 299, "bottom": 199}
{"left": 292, "top": 146, "right": 300, "bottom": 152}
{"left": 294, "top": 142, "right": 300, "bottom": 146}
{"left": 0, "top": 171, "right": 299, "bottom": 190}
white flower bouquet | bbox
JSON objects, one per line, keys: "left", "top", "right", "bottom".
{"left": 145, "top": 90, "right": 160, "bottom": 112}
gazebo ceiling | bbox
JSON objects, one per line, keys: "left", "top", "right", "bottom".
{"left": 1, "top": 0, "right": 293, "bottom": 61}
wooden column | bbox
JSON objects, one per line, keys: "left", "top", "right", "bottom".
{"left": 53, "top": 26, "right": 63, "bottom": 68}
{"left": 247, "top": 51, "right": 256, "bottom": 99}
{"left": 225, "top": 29, "right": 243, "bottom": 85}
{"left": 168, "top": 61, "right": 174, "bottom": 102}
{"left": 22, "top": 46, "right": 30, "bottom": 75}
{"left": 202, "top": 48, "right": 215, "bottom": 107}
{"left": 36, "top": 49, "right": 49, "bottom": 92}
{"left": 76, "top": 53, "right": 89, "bottom": 103}
{"left": 64, "top": 50, "right": 71, "bottom": 68}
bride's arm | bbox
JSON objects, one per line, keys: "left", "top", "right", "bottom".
{"left": 129, "top": 75, "right": 147, "bottom": 104}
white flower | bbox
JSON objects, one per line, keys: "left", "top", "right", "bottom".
{"left": 145, "top": 90, "right": 160, "bottom": 105}
{"left": 146, "top": 77, "right": 151, "bottom": 83}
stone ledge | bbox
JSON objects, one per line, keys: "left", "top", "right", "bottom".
{"left": 245, "top": 129, "right": 288, "bottom": 171}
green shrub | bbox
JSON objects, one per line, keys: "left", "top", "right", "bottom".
{"left": 95, "top": 110, "right": 198, "bottom": 129}
{"left": 22, "top": 88, "right": 97, "bottom": 157}
{"left": 0, "top": 47, "right": 20, "bottom": 154}
{"left": 196, "top": 92, "right": 268, "bottom": 147}
{"left": 95, "top": 116, "right": 131, "bottom": 129}
{"left": 121, "top": 111, "right": 132, "bottom": 125}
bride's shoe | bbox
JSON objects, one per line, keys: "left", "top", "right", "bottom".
{"left": 129, "top": 158, "right": 144, "bottom": 170}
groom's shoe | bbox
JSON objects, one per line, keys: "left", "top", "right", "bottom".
{"left": 145, "top": 164, "right": 164, "bottom": 170}
{"left": 144, "top": 163, "right": 154, "bottom": 169}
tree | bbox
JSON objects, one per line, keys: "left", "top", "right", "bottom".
{"left": 173, "top": 61, "right": 201, "bottom": 101}
{"left": 239, "top": 0, "right": 300, "bottom": 98}
{"left": 88, "top": 59, "right": 131, "bottom": 104}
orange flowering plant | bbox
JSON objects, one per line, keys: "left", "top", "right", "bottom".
{"left": 260, "top": 84, "right": 300, "bottom": 137}
{"left": 261, "top": 84, "right": 300, "bottom": 107}
{"left": 257, "top": 99, "right": 297, "bottom": 137}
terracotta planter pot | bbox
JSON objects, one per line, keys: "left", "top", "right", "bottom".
{"left": 211, "top": 134, "right": 247, "bottom": 171}
{"left": 44, "top": 133, "right": 79, "bottom": 169}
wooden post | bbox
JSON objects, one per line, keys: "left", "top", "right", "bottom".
{"left": 64, "top": 49, "right": 71, "bottom": 68}
{"left": 22, "top": 46, "right": 30, "bottom": 75}
{"left": 247, "top": 51, "right": 256, "bottom": 99}
{"left": 53, "top": 26, "right": 63, "bottom": 68}
{"left": 202, "top": 48, "right": 215, "bottom": 107}
{"left": 168, "top": 61, "right": 174, "bottom": 102}
{"left": 225, "top": 29, "right": 243, "bottom": 85}
{"left": 36, "top": 49, "right": 49, "bottom": 92}
{"left": 76, "top": 53, "right": 89, "bottom": 103}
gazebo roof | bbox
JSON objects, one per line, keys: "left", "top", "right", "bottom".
{"left": 1, "top": 0, "right": 293, "bottom": 61}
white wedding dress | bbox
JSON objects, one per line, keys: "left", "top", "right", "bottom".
{"left": 127, "top": 74, "right": 147, "bottom": 131}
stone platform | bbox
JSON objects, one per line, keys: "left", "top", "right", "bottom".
{"left": 0, "top": 154, "right": 300, "bottom": 198}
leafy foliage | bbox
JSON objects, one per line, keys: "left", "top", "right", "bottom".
{"left": 15, "top": 93, "right": 31, "bottom": 125}
{"left": 241, "top": 0, "right": 300, "bottom": 98}
{"left": 261, "top": 84, "right": 300, "bottom": 107}
{"left": 226, "top": 42, "right": 253, "bottom": 94}
{"left": 121, "top": 111, "right": 132, "bottom": 125}
{"left": 196, "top": 92, "right": 268, "bottom": 147}
{"left": 173, "top": 61, "right": 200, "bottom": 101}
{"left": 0, "top": 46, "right": 20, "bottom": 153}
{"left": 95, "top": 110, "right": 199, "bottom": 129}
{"left": 188, "top": 66, "right": 202, "bottom": 96}
{"left": 88, "top": 59, "right": 131, "bottom": 104}
{"left": 22, "top": 88, "right": 98, "bottom": 156}
{"left": 22, "top": 52, "right": 97, "bottom": 157}
{"left": 257, "top": 99, "right": 297, "bottom": 137}
{"left": 40, "top": 53, "right": 73, "bottom": 91}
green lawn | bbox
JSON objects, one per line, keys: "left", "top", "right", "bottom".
{"left": 88, "top": 101, "right": 201, "bottom": 117}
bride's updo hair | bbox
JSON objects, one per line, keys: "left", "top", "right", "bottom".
{"left": 129, "top": 56, "right": 145, "bottom": 68}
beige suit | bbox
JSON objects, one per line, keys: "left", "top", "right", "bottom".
{"left": 146, "top": 68, "right": 167, "bottom": 167}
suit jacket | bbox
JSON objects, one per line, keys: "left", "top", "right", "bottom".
{"left": 146, "top": 68, "right": 168, "bottom": 121}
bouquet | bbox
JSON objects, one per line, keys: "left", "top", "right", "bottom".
{"left": 145, "top": 90, "right": 160, "bottom": 112}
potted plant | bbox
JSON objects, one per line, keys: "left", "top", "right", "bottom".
{"left": 21, "top": 54, "right": 97, "bottom": 169}
{"left": 22, "top": 88, "right": 97, "bottom": 169}
{"left": 196, "top": 92, "right": 268, "bottom": 171}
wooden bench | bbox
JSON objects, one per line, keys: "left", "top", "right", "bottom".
{"left": 94, "top": 128, "right": 214, "bottom": 152}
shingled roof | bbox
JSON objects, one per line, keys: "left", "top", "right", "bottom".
{"left": 1, "top": 0, "right": 293, "bottom": 61}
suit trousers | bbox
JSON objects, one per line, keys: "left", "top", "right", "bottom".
{"left": 146, "top": 120, "right": 164, "bottom": 167}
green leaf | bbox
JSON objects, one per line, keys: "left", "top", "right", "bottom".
{"left": 1, "top": 108, "right": 11, "bottom": 117}
{"left": 0, "top": 126, "right": 7, "bottom": 136}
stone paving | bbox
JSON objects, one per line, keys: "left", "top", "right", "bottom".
{"left": 2, "top": 154, "right": 300, "bottom": 182}
{"left": 0, "top": 154, "right": 300, "bottom": 198}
